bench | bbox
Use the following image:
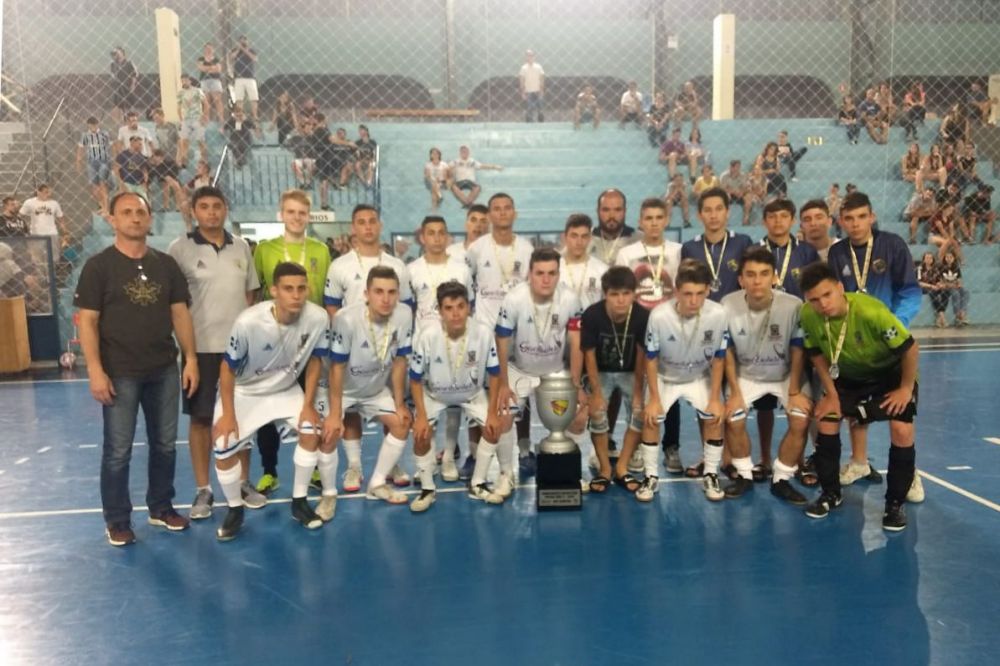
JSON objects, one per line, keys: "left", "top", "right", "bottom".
{"left": 365, "top": 108, "right": 480, "bottom": 121}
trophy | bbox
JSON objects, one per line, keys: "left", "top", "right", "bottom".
{"left": 533, "top": 371, "right": 582, "bottom": 510}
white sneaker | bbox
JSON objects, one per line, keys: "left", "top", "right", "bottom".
{"left": 628, "top": 450, "right": 644, "bottom": 473}
{"left": 635, "top": 476, "right": 659, "bottom": 502}
{"left": 387, "top": 463, "right": 411, "bottom": 488}
{"left": 316, "top": 495, "right": 338, "bottom": 521}
{"left": 495, "top": 472, "right": 516, "bottom": 499}
{"left": 366, "top": 483, "right": 408, "bottom": 504}
{"left": 468, "top": 483, "right": 504, "bottom": 504}
{"left": 441, "top": 456, "right": 459, "bottom": 482}
{"left": 703, "top": 473, "right": 724, "bottom": 501}
{"left": 840, "top": 460, "right": 872, "bottom": 486}
{"left": 410, "top": 489, "right": 437, "bottom": 512}
{"left": 342, "top": 466, "right": 364, "bottom": 493}
{"left": 906, "top": 471, "right": 925, "bottom": 503}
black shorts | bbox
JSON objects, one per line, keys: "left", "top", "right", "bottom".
{"left": 454, "top": 179, "right": 477, "bottom": 190}
{"left": 316, "top": 158, "right": 344, "bottom": 179}
{"left": 113, "top": 86, "right": 136, "bottom": 111}
{"left": 835, "top": 372, "right": 918, "bottom": 425}
{"left": 751, "top": 394, "right": 779, "bottom": 411}
{"left": 181, "top": 353, "right": 223, "bottom": 419}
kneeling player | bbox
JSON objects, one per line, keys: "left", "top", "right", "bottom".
{"left": 799, "top": 262, "right": 919, "bottom": 531}
{"left": 212, "top": 263, "right": 331, "bottom": 540}
{"left": 721, "top": 246, "right": 812, "bottom": 504}
{"left": 410, "top": 282, "right": 505, "bottom": 510}
{"left": 323, "top": 266, "right": 414, "bottom": 504}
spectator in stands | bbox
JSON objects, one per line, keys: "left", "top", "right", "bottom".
{"left": 663, "top": 173, "right": 691, "bottom": 227}
{"left": 148, "top": 150, "right": 189, "bottom": 222}
{"left": 720, "top": 160, "right": 753, "bottom": 226}
{"left": 920, "top": 143, "right": 948, "bottom": 189}
{"left": 619, "top": 81, "right": 644, "bottom": 129}
{"left": 573, "top": 84, "right": 601, "bottom": 130}
{"left": 114, "top": 136, "right": 149, "bottom": 196}
{"left": 646, "top": 91, "right": 671, "bottom": 147}
{"left": 287, "top": 117, "right": 316, "bottom": 189}
{"left": 966, "top": 81, "right": 993, "bottom": 125}
{"left": 151, "top": 109, "right": 179, "bottom": 165}
{"left": 299, "top": 97, "right": 320, "bottom": 124}
{"left": 961, "top": 184, "right": 995, "bottom": 245}
{"left": 900, "top": 142, "right": 923, "bottom": 191}
{"left": 229, "top": 35, "right": 260, "bottom": 125}
{"left": 424, "top": 147, "right": 449, "bottom": 210}
{"left": 902, "top": 81, "right": 926, "bottom": 131}
{"left": 187, "top": 160, "right": 212, "bottom": 193}
{"left": 116, "top": 111, "right": 156, "bottom": 158}
{"left": 838, "top": 95, "right": 860, "bottom": 144}
{"left": 448, "top": 145, "right": 502, "bottom": 208}
{"left": 353, "top": 124, "right": 377, "bottom": 189}
{"left": 857, "top": 88, "right": 888, "bottom": 144}
{"left": 196, "top": 43, "right": 226, "bottom": 123}
{"left": 658, "top": 127, "right": 688, "bottom": 180}
{"left": 272, "top": 91, "right": 298, "bottom": 146}
{"left": 939, "top": 104, "right": 969, "bottom": 145}
{"left": 311, "top": 118, "right": 355, "bottom": 210}
{"left": 939, "top": 250, "right": 969, "bottom": 326}
{"left": 685, "top": 127, "right": 709, "bottom": 182}
{"left": 756, "top": 142, "right": 786, "bottom": 201}
{"left": 672, "top": 80, "right": 701, "bottom": 130}
{"left": 20, "top": 184, "right": 67, "bottom": 259}
{"left": 0, "top": 197, "right": 27, "bottom": 236}
{"left": 875, "top": 81, "right": 897, "bottom": 125}
{"left": 950, "top": 141, "right": 984, "bottom": 193}
{"left": 176, "top": 74, "right": 208, "bottom": 168}
{"left": 519, "top": 49, "right": 545, "bottom": 122}
{"left": 76, "top": 116, "right": 113, "bottom": 216}
{"left": 905, "top": 186, "right": 938, "bottom": 243}
{"left": 109, "top": 47, "right": 139, "bottom": 126}
{"left": 222, "top": 105, "right": 256, "bottom": 169}
{"left": 826, "top": 182, "right": 842, "bottom": 225}
{"left": 692, "top": 164, "right": 719, "bottom": 198}
{"left": 916, "top": 252, "right": 947, "bottom": 328}
{"left": 776, "top": 130, "right": 807, "bottom": 182}
{"left": 928, "top": 202, "right": 962, "bottom": 263}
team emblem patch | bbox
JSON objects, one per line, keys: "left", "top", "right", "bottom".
{"left": 882, "top": 326, "right": 899, "bottom": 341}
{"left": 551, "top": 314, "right": 559, "bottom": 325}
{"left": 550, "top": 399, "right": 569, "bottom": 416}
{"left": 791, "top": 267, "right": 801, "bottom": 279}
{"left": 513, "top": 261, "right": 522, "bottom": 274}
{"left": 726, "top": 259, "right": 738, "bottom": 271}
{"left": 873, "top": 258, "right": 888, "bottom": 274}
{"left": 703, "top": 330, "right": 714, "bottom": 342}
{"left": 467, "top": 350, "right": 477, "bottom": 363}
{"left": 589, "top": 277, "right": 597, "bottom": 289}
{"left": 769, "top": 324, "right": 781, "bottom": 339}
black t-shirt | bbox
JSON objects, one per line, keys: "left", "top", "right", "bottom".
{"left": 149, "top": 158, "right": 179, "bottom": 182}
{"left": 0, "top": 214, "right": 28, "bottom": 236}
{"left": 111, "top": 59, "right": 138, "bottom": 87}
{"left": 197, "top": 56, "right": 221, "bottom": 80}
{"left": 580, "top": 301, "right": 650, "bottom": 373}
{"left": 224, "top": 119, "right": 256, "bottom": 148}
{"left": 356, "top": 137, "right": 377, "bottom": 160}
{"left": 963, "top": 193, "right": 991, "bottom": 215}
{"left": 74, "top": 246, "right": 190, "bottom": 377}
{"left": 233, "top": 47, "right": 257, "bottom": 79}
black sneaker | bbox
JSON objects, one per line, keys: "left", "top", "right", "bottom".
{"left": 724, "top": 477, "right": 754, "bottom": 499}
{"left": 805, "top": 491, "right": 843, "bottom": 519}
{"left": 882, "top": 500, "right": 907, "bottom": 532}
{"left": 216, "top": 507, "right": 245, "bottom": 542}
{"left": 770, "top": 479, "right": 807, "bottom": 505}
{"left": 291, "top": 497, "right": 323, "bottom": 530}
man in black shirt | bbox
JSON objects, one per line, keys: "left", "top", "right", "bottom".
{"left": 0, "top": 197, "right": 27, "bottom": 236}
{"left": 961, "top": 184, "right": 995, "bottom": 245}
{"left": 229, "top": 35, "right": 260, "bottom": 124}
{"left": 109, "top": 46, "right": 138, "bottom": 125}
{"left": 148, "top": 150, "right": 189, "bottom": 228}
{"left": 74, "top": 192, "right": 199, "bottom": 547}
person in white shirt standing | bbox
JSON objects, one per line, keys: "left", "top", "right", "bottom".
{"left": 561, "top": 214, "right": 609, "bottom": 311}
{"left": 619, "top": 81, "right": 645, "bottom": 128}
{"left": 519, "top": 49, "right": 545, "bottom": 122}
{"left": 20, "top": 184, "right": 67, "bottom": 258}
{"left": 448, "top": 145, "right": 503, "bottom": 208}
{"left": 115, "top": 111, "right": 156, "bottom": 158}
{"left": 446, "top": 204, "right": 489, "bottom": 265}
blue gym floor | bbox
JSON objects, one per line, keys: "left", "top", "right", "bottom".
{"left": 1, "top": 343, "right": 999, "bottom": 665}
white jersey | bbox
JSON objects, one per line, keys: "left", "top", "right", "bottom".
{"left": 722, "top": 290, "right": 804, "bottom": 383}
{"left": 446, "top": 240, "right": 471, "bottom": 264}
{"left": 224, "top": 301, "right": 330, "bottom": 396}
{"left": 323, "top": 250, "right": 413, "bottom": 309}
{"left": 645, "top": 298, "right": 728, "bottom": 383}
{"left": 615, "top": 239, "right": 683, "bottom": 310}
{"left": 408, "top": 255, "right": 472, "bottom": 332}
{"left": 560, "top": 255, "right": 608, "bottom": 310}
{"left": 410, "top": 319, "right": 500, "bottom": 404}
{"left": 496, "top": 282, "right": 583, "bottom": 377}
{"left": 466, "top": 233, "right": 534, "bottom": 329}
{"left": 329, "top": 302, "right": 413, "bottom": 398}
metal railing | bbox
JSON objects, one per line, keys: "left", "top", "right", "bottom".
{"left": 40, "top": 95, "right": 66, "bottom": 183}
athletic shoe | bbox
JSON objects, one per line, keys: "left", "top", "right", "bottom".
{"left": 189, "top": 488, "right": 213, "bottom": 520}
{"left": 441, "top": 456, "right": 459, "bottom": 482}
{"left": 410, "top": 489, "right": 437, "bottom": 513}
{"left": 241, "top": 481, "right": 268, "bottom": 509}
{"left": 840, "top": 460, "right": 872, "bottom": 486}
{"left": 703, "top": 473, "right": 724, "bottom": 501}
{"left": 316, "top": 495, "right": 337, "bottom": 522}
{"left": 309, "top": 469, "right": 323, "bottom": 492}
{"left": 366, "top": 483, "right": 408, "bottom": 504}
{"left": 387, "top": 463, "right": 411, "bottom": 488}
{"left": 255, "top": 473, "right": 280, "bottom": 495}
{"left": 106, "top": 522, "right": 136, "bottom": 547}
{"left": 291, "top": 497, "right": 323, "bottom": 529}
{"left": 805, "top": 491, "right": 843, "bottom": 519}
{"left": 664, "top": 446, "right": 683, "bottom": 475}
{"left": 723, "top": 476, "right": 754, "bottom": 499}
{"left": 216, "top": 507, "right": 245, "bottom": 541}
{"left": 770, "top": 479, "right": 807, "bottom": 505}
{"left": 906, "top": 471, "right": 925, "bottom": 503}
{"left": 519, "top": 452, "right": 537, "bottom": 478}
{"left": 458, "top": 456, "right": 476, "bottom": 481}
{"left": 882, "top": 500, "right": 907, "bottom": 531}
{"left": 468, "top": 483, "right": 504, "bottom": 504}
{"left": 148, "top": 508, "right": 190, "bottom": 532}
{"left": 342, "top": 466, "right": 363, "bottom": 493}
{"left": 628, "top": 450, "right": 644, "bottom": 473}
{"left": 635, "top": 476, "right": 659, "bottom": 502}
{"left": 495, "top": 472, "right": 516, "bottom": 499}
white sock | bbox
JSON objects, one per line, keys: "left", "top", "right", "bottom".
{"left": 471, "top": 441, "right": 497, "bottom": 486}
{"left": 773, "top": 459, "right": 797, "bottom": 483}
{"left": 317, "top": 450, "right": 339, "bottom": 497}
{"left": 497, "top": 430, "right": 516, "bottom": 474}
{"left": 518, "top": 437, "right": 532, "bottom": 457}
{"left": 443, "top": 409, "right": 461, "bottom": 457}
{"left": 415, "top": 451, "right": 437, "bottom": 491}
{"left": 641, "top": 442, "right": 659, "bottom": 478}
{"left": 370, "top": 433, "right": 406, "bottom": 488}
{"left": 197, "top": 484, "right": 211, "bottom": 492}
{"left": 733, "top": 456, "right": 754, "bottom": 481}
{"left": 703, "top": 439, "right": 723, "bottom": 476}
{"left": 216, "top": 461, "right": 243, "bottom": 508}
{"left": 342, "top": 438, "right": 362, "bottom": 469}
{"left": 292, "top": 445, "right": 319, "bottom": 498}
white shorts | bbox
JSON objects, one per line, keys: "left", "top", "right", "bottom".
{"left": 506, "top": 363, "right": 542, "bottom": 412}
{"left": 212, "top": 385, "right": 317, "bottom": 459}
{"left": 729, "top": 375, "right": 812, "bottom": 421}
{"left": 343, "top": 387, "right": 398, "bottom": 422}
{"left": 293, "top": 158, "right": 316, "bottom": 171}
{"left": 420, "top": 390, "right": 490, "bottom": 426}
{"left": 201, "top": 79, "right": 224, "bottom": 94}
{"left": 179, "top": 120, "right": 205, "bottom": 142}
{"left": 588, "top": 371, "right": 639, "bottom": 433}
{"left": 232, "top": 78, "right": 259, "bottom": 102}
{"left": 655, "top": 375, "right": 715, "bottom": 420}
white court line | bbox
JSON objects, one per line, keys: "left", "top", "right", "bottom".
{"left": 921, "top": 348, "right": 1000, "bottom": 354}
{"left": 37, "top": 446, "right": 51, "bottom": 454}
{"left": 78, "top": 444, "right": 97, "bottom": 449}
{"left": 918, "top": 470, "right": 1000, "bottom": 514}
{"left": 984, "top": 437, "right": 1000, "bottom": 446}
{"left": 946, "top": 466, "right": 973, "bottom": 471}
{"left": 0, "top": 378, "right": 89, "bottom": 385}
{"left": 14, "top": 457, "right": 29, "bottom": 465}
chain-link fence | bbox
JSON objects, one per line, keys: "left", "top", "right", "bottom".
{"left": 3, "top": 0, "right": 1000, "bottom": 356}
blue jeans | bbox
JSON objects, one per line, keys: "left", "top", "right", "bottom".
{"left": 101, "top": 364, "right": 180, "bottom": 525}
{"left": 524, "top": 92, "right": 544, "bottom": 122}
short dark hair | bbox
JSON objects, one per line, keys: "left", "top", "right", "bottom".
{"left": 272, "top": 261, "right": 307, "bottom": 285}
{"left": 352, "top": 203, "right": 378, "bottom": 221}
{"left": 675, "top": 259, "right": 713, "bottom": 288}
{"left": 799, "top": 199, "right": 829, "bottom": 217}
{"left": 487, "top": 192, "right": 514, "bottom": 209}
{"left": 191, "top": 186, "right": 227, "bottom": 209}
{"left": 697, "top": 187, "right": 730, "bottom": 212}
{"left": 763, "top": 199, "right": 796, "bottom": 218}
{"left": 529, "top": 247, "right": 561, "bottom": 270}
{"left": 466, "top": 204, "right": 488, "bottom": 218}
{"left": 2, "top": 196, "right": 17, "bottom": 206}
{"left": 86, "top": 116, "right": 99, "bottom": 125}
{"left": 36, "top": 183, "right": 49, "bottom": 192}
{"left": 840, "top": 192, "right": 872, "bottom": 215}
{"left": 798, "top": 261, "right": 839, "bottom": 293}
{"left": 366, "top": 265, "right": 399, "bottom": 288}
{"left": 109, "top": 191, "right": 150, "bottom": 214}
{"left": 436, "top": 280, "right": 470, "bottom": 308}
{"left": 564, "top": 213, "right": 593, "bottom": 233}
{"left": 639, "top": 197, "right": 667, "bottom": 214}
{"left": 601, "top": 265, "right": 637, "bottom": 293}
{"left": 596, "top": 188, "right": 626, "bottom": 212}
{"left": 421, "top": 215, "right": 447, "bottom": 229}
{"left": 738, "top": 246, "right": 776, "bottom": 273}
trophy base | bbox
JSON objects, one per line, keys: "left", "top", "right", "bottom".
{"left": 536, "top": 448, "right": 582, "bottom": 511}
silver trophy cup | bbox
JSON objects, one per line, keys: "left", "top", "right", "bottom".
{"left": 533, "top": 371, "right": 583, "bottom": 509}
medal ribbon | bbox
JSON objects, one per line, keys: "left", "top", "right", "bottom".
{"left": 850, "top": 235, "right": 874, "bottom": 292}
{"left": 823, "top": 301, "right": 851, "bottom": 375}
{"left": 703, "top": 234, "right": 729, "bottom": 285}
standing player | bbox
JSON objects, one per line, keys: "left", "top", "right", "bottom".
{"left": 324, "top": 266, "right": 413, "bottom": 504}
{"left": 212, "top": 263, "right": 331, "bottom": 540}
{"left": 760, "top": 200, "right": 820, "bottom": 298}
{"left": 590, "top": 189, "right": 636, "bottom": 266}
{"left": 561, "top": 214, "right": 609, "bottom": 310}
{"left": 799, "top": 199, "right": 836, "bottom": 261}
{"left": 798, "top": 262, "right": 919, "bottom": 531}
{"left": 410, "top": 282, "right": 505, "bottom": 509}
{"left": 167, "top": 186, "right": 262, "bottom": 520}
{"left": 721, "top": 247, "right": 812, "bottom": 503}
{"left": 447, "top": 204, "right": 489, "bottom": 264}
